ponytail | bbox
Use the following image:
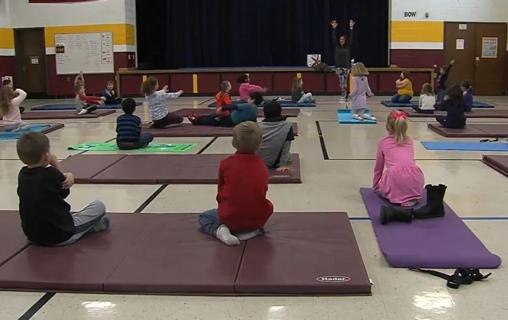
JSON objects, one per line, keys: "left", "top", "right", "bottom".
{"left": 386, "top": 111, "right": 409, "bottom": 145}
{"left": 141, "top": 76, "right": 158, "bottom": 96}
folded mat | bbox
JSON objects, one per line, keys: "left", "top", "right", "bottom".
{"left": 31, "top": 102, "right": 141, "bottom": 111}
{"left": 173, "top": 108, "right": 300, "bottom": 118}
{"left": 59, "top": 154, "right": 301, "bottom": 184}
{"left": 482, "top": 155, "right": 508, "bottom": 177}
{"left": 68, "top": 142, "right": 198, "bottom": 153}
{"left": 21, "top": 109, "right": 115, "bottom": 120}
{"left": 382, "top": 101, "right": 495, "bottom": 109}
{"left": 0, "top": 212, "right": 29, "bottom": 267}
{"left": 422, "top": 141, "right": 508, "bottom": 152}
{"left": 0, "top": 123, "right": 64, "bottom": 140}
{"left": 142, "top": 123, "right": 298, "bottom": 137}
{"left": 0, "top": 212, "right": 371, "bottom": 295}
{"left": 360, "top": 188, "right": 502, "bottom": 268}
{"left": 428, "top": 123, "right": 508, "bottom": 138}
{"left": 407, "top": 109, "right": 508, "bottom": 118}
{"left": 208, "top": 101, "right": 316, "bottom": 108}
{"left": 337, "top": 109, "right": 376, "bottom": 124}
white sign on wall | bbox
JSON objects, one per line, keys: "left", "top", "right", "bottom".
{"left": 55, "top": 32, "right": 114, "bottom": 75}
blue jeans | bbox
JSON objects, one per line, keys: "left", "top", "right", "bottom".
{"left": 199, "top": 209, "right": 221, "bottom": 236}
{"left": 391, "top": 94, "right": 412, "bottom": 103}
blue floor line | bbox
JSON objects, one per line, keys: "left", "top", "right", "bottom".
{"left": 349, "top": 216, "right": 508, "bottom": 221}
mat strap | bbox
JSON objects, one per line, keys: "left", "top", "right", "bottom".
{"left": 410, "top": 268, "right": 491, "bottom": 289}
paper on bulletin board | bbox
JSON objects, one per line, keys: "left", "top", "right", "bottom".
{"left": 481, "top": 37, "right": 498, "bottom": 58}
{"left": 307, "top": 54, "right": 321, "bottom": 67}
{"left": 456, "top": 39, "right": 464, "bottom": 50}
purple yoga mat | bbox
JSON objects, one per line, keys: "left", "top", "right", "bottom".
{"left": 360, "top": 188, "right": 501, "bottom": 269}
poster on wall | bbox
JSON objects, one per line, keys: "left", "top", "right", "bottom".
{"left": 481, "top": 37, "right": 498, "bottom": 58}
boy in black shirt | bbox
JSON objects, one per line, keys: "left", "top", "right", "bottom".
{"left": 17, "top": 132, "right": 109, "bottom": 246}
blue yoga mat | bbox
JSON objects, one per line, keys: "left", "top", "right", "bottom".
{"left": 208, "top": 101, "right": 316, "bottom": 109}
{"left": 337, "top": 109, "right": 376, "bottom": 124}
{"left": 381, "top": 101, "right": 417, "bottom": 108}
{"left": 422, "top": 141, "right": 508, "bottom": 152}
{"left": 31, "top": 102, "right": 141, "bottom": 111}
{"left": 0, "top": 124, "right": 51, "bottom": 140}
{"left": 381, "top": 100, "right": 495, "bottom": 109}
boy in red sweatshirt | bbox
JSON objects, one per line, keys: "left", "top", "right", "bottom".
{"left": 199, "top": 121, "right": 274, "bottom": 245}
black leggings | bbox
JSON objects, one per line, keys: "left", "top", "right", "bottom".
{"left": 195, "top": 115, "right": 234, "bottom": 127}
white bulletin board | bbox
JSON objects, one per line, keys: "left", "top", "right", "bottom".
{"left": 55, "top": 32, "right": 114, "bottom": 75}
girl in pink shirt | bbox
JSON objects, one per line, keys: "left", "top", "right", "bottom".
{"left": 373, "top": 110, "right": 424, "bottom": 206}
{"left": 0, "top": 86, "right": 27, "bottom": 125}
{"left": 237, "top": 74, "right": 267, "bottom": 101}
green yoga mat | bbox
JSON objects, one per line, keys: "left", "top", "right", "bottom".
{"left": 68, "top": 142, "right": 198, "bottom": 153}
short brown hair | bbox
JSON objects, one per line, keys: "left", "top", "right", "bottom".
{"left": 232, "top": 121, "right": 262, "bottom": 153}
{"left": 141, "top": 76, "right": 158, "bottom": 95}
{"left": 17, "top": 132, "right": 50, "bottom": 165}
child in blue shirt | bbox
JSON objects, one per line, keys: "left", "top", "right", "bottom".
{"left": 116, "top": 98, "right": 153, "bottom": 150}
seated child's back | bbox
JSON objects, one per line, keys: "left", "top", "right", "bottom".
{"left": 218, "top": 123, "right": 273, "bottom": 231}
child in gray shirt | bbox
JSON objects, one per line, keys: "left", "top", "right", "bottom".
{"left": 257, "top": 101, "right": 295, "bottom": 172}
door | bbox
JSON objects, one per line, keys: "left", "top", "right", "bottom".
{"left": 445, "top": 22, "right": 507, "bottom": 95}
{"left": 474, "top": 24, "right": 506, "bottom": 95}
{"left": 444, "top": 23, "right": 476, "bottom": 91}
{"left": 14, "top": 28, "right": 47, "bottom": 94}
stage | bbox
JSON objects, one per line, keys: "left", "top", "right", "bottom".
{"left": 116, "top": 66, "right": 436, "bottom": 97}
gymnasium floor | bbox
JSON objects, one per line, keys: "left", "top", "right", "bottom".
{"left": 1, "top": 95, "right": 507, "bottom": 320}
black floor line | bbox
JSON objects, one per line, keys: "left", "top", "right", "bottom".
{"left": 18, "top": 292, "right": 55, "bottom": 320}
{"left": 197, "top": 137, "right": 218, "bottom": 154}
{"left": 315, "top": 121, "right": 329, "bottom": 160}
{"left": 134, "top": 184, "right": 169, "bottom": 213}
{"left": 198, "top": 97, "right": 214, "bottom": 105}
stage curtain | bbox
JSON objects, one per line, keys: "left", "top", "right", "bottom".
{"left": 136, "top": 0, "right": 388, "bottom": 69}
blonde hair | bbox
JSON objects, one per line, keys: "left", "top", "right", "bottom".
{"left": 141, "top": 76, "right": 158, "bottom": 95}
{"left": 386, "top": 111, "right": 408, "bottom": 145}
{"left": 232, "top": 121, "right": 262, "bottom": 153}
{"left": 350, "top": 62, "right": 369, "bottom": 76}
{"left": 421, "top": 83, "right": 434, "bottom": 96}
{"left": 0, "top": 86, "right": 15, "bottom": 116}
{"left": 291, "top": 77, "right": 303, "bottom": 92}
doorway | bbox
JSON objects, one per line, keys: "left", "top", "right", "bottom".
{"left": 444, "top": 22, "right": 506, "bottom": 95}
{"left": 14, "top": 28, "right": 47, "bottom": 95}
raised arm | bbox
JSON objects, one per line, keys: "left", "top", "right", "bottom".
{"left": 74, "top": 71, "right": 84, "bottom": 87}
{"left": 330, "top": 20, "right": 338, "bottom": 47}
{"left": 349, "top": 19, "right": 355, "bottom": 46}
{"left": 12, "top": 89, "right": 27, "bottom": 105}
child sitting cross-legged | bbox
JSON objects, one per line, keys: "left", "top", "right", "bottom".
{"left": 198, "top": 121, "right": 274, "bottom": 246}
{"left": 258, "top": 101, "right": 295, "bottom": 172}
{"left": 116, "top": 98, "right": 154, "bottom": 150}
{"left": 17, "top": 132, "right": 110, "bottom": 246}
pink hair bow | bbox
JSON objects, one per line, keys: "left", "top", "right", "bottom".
{"left": 392, "top": 110, "right": 408, "bottom": 120}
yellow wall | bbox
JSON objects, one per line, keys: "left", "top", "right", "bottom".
{"left": 391, "top": 21, "right": 444, "bottom": 43}
{"left": 0, "top": 28, "right": 14, "bottom": 49}
{"left": 45, "top": 24, "right": 135, "bottom": 48}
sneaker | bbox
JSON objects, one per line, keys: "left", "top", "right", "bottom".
{"left": 361, "top": 114, "right": 376, "bottom": 121}
{"left": 77, "top": 109, "right": 88, "bottom": 115}
{"left": 92, "top": 217, "right": 110, "bottom": 232}
{"left": 352, "top": 114, "right": 363, "bottom": 121}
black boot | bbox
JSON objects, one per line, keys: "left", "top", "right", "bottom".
{"left": 413, "top": 184, "right": 447, "bottom": 219}
{"left": 380, "top": 206, "right": 413, "bottom": 225}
